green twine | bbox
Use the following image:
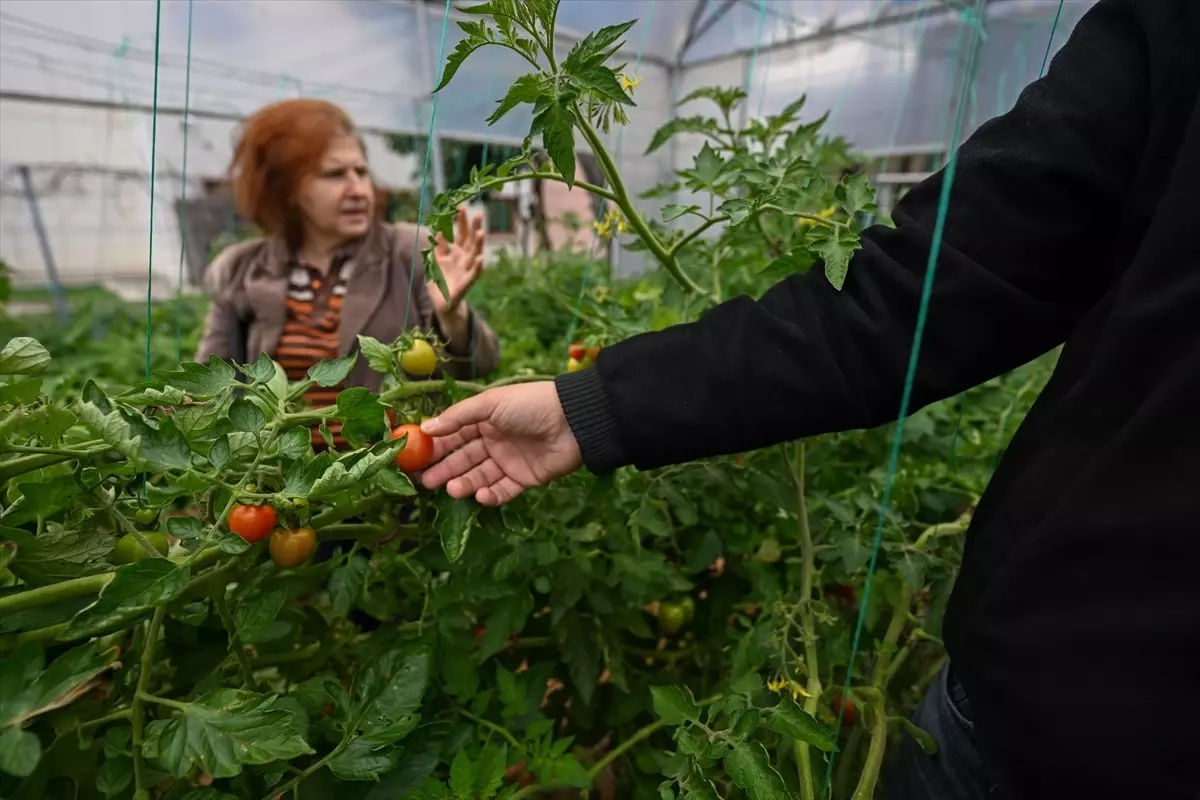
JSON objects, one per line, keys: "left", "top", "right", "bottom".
{"left": 1038, "top": 0, "right": 1065, "bottom": 77}
{"left": 174, "top": 0, "right": 194, "bottom": 362}
{"left": 821, "top": 1, "right": 988, "bottom": 794}
{"left": 144, "top": 0, "right": 163, "bottom": 381}
{"left": 402, "top": 0, "right": 454, "bottom": 335}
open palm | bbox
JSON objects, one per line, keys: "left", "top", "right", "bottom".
{"left": 427, "top": 206, "right": 485, "bottom": 314}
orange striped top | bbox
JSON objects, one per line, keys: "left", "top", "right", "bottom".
{"left": 274, "top": 256, "right": 352, "bottom": 449}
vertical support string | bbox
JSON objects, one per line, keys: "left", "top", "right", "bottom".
{"left": 143, "top": 0, "right": 164, "bottom": 381}
{"left": 174, "top": 0, "right": 195, "bottom": 362}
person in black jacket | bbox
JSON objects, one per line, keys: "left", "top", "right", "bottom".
{"left": 418, "top": 1, "right": 1200, "bottom": 798}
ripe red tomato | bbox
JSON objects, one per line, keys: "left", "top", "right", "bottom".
{"left": 832, "top": 693, "right": 858, "bottom": 726}
{"left": 269, "top": 526, "right": 317, "bottom": 568}
{"left": 475, "top": 626, "right": 486, "bottom": 645}
{"left": 228, "top": 504, "right": 276, "bottom": 543}
{"left": 568, "top": 342, "right": 587, "bottom": 361}
{"left": 391, "top": 424, "right": 434, "bottom": 473}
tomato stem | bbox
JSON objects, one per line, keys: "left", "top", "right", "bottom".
{"left": 788, "top": 440, "right": 822, "bottom": 800}
{"left": 131, "top": 606, "right": 166, "bottom": 798}
{"left": 213, "top": 588, "right": 259, "bottom": 691}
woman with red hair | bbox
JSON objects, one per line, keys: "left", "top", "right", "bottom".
{"left": 196, "top": 99, "right": 499, "bottom": 443}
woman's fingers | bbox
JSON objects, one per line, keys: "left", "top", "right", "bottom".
{"left": 476, "top": 476, "right": 526, "bottom": 507}
{"left": 445, "top": 458, "right": 506, "bottom": 499}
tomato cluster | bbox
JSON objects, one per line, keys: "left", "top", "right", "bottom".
{"left": 565, "top": 341, "right": 601, "bottom": 373}
{"left": 228, "top": 503, "right": 316, "bottom": 568}
{"left": 657, "top": 595, "right": 696, "bottom": 634}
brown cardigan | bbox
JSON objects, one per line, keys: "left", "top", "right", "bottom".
{"left": 195, "top": 221, "right": 500, "bottom": 391}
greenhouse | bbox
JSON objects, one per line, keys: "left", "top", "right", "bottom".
{"left": 4, "top": 1, "right": 1196, "bottom": 800}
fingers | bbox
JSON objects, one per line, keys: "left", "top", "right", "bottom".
{"left": 476, "top": 476, "right": 527, "bottom": 506}
{"left": 434, "top": 231, "right": 452, "bottom": 258}
{"left": 445, "top": 457, "right": 505, "bottom": 498}
{"left": 421, "top": 436, "right": 486, "bottom": 489}
{"left": 421, "top": 393, "right": 496, "bottom": 438}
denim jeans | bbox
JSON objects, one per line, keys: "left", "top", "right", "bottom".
{"left": 880, "top": 662, "right": 995, "bottom": 800}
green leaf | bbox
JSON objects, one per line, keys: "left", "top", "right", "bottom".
{"left": 569, "top": 62, "right": 633, "bottom": 106}
{"left": 488, "top": 73, "right": 548, "bottom": 126}
{"left": 265, "top": 360, "right": 289, "bottom": 405}
{"left": 308, "top": 439, "right": 405, "bottom": 499}
{"left": 0, "top": 338, "right": 51, "bottom": 376}
{"left": 234, "top": 588, "right": 287, "bottom": 643}
{"left": 836, "top": 171, "right": 877, "bottom": 216}
{"left": 0, "top": 378, "right": 42, "bottom": 405}
{"left": 77, "top": 402, "right": 141, "bottom": 462}
{"left": 563, "top": 19, "right": 636, "bottom": 74}
{"left": 282, "top": 452, "right": 332, "bottom": 497}
{"left": 809, "top": 225, "right": 861, "bottom": 290}
{"left": 308, "top": 353, "right": 357, "bottom": 387}
{"left": 26, "top": 405, "right": 77, "bottom": 442}
{"left": 645, "top": 116, "right": 717, "bottom": 155}
{"left": 207, "top": 434, "right": 232, "bottom": 471}
{"left": 3, "top": 476, "right": 80, "bottom": 526}
{"left": 141, "top": 688, "right": 313, "bottom": 779}
{"left": 762, "top": 696, "right": 838, "bottom": 752}
{"left": 229, "top": 398, "right": 266, "bottom": 433}
{"left": 718, "top": 199, "right": 751, "bottom": 225}
{"left": 899, "top": 717, "right": 938, "bottom": 755}
{"left": 650, "top": 685, "right": 700, "bottom": 726}
{"left": 435, "top": 23, "right": 492, "bottom": 93}
{"left": 0, "top": 726, "right": 40, "bottom": 777}
{"left": 532, "top": 96, "right": 577, "bottom": 189}
{"left": 662, "top": 204, "right": 700, "bottom": 222}
{"left": 167, "top": 516, "right": 205, "bottom": 542}
{"left": 244, "top": 354, "right": 276, "bottom": 384}
{"left": 356, "top": 335, "right": 395, "bottom": 375}
{"left": 335, "top": 387, "right": 387, "bottom": 447}
{"left": 371, "top": 468, "right": 417, "bottom": 497}
{"left": 723, "top": 740, "right": 788, "bottom": 800}
{"left": 691, "top": 142, "right": 724, "bottom": 188}
{"left": 95, "top": 755, "right": 132, "bottom": 796}
{"left": 550, "top": 755, "right": 592, "bottom": 789}
{"left": 554, "top": 611, "right": 600, "bottom": 705}
{"left": 152, "top": 357, "right": 237, "bottom": 399}
{"left": 677, "top": 86, "right": 747, "bottom": 116}
{"left": 0, "top": 525, "right": 113, "bottom": 585}
{"left": 437, "top": 499, "right": 479, "bottom": 563}
{"left": 473, "top": 743, "right": 507, "bottom": 796}
{"left": 0, "top": 642, "right": 118, "bottom": 729}
{"left": 329, "top": 555, "right": 369, "bottom": 618}
{"left": 760, "top": 249, "right": 815, "bottom": 283}
{"left": 449, "top": 749, "right": 474, "bottom": 797}
{"left": 138, "top": 417, "right": 193, "bottom": 471}
{"left": 63, "top": 559, "right": 190, "bottom": 639}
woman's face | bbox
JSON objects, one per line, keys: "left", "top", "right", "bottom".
{"left": 295, "top": 135, "right": 374, "bottom": 243}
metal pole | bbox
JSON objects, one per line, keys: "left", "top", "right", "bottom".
{"left": 413, "top": 0, "right": 448, "bottom": 198}
{"left": 16, "top": 165, "right": 70, "bottom": 322}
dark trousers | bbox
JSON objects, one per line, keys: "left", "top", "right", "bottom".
{"left": 881, "top": 662, "right": 996, "bottom": 800}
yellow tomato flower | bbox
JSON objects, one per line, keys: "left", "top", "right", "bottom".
{"left": 619, "top": 73, "right": 642, "bottom": 91}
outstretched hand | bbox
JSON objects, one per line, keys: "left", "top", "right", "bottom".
{"left": 419, "top": 382, "right": 583, "bottom": 506}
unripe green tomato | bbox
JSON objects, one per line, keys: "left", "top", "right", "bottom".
{"left": 678, "top": 595, "right": 696, "bottom": 622}
{"left": 113, "top": 532, "right": 169, "bottom": 564}
{"left": 658, "top": 602, "right": 687, "bottom": 634}
{"left": 755, "top": 538, "right": 782, "bottom": 564}
{"left": 133, "top": 507, "right": 159, "bottom": 526}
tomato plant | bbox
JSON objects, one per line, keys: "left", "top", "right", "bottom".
{"left": 0, "top": 3, "right": 1055, "bottom": 798}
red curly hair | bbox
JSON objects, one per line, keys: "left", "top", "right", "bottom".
{"left": 229, "top": 98, "right": 362, "bottom": 243}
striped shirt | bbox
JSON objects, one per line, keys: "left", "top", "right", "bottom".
{"left": 274, "top": 255, "right": 353, "bottom": 449}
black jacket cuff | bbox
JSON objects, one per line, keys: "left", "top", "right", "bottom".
{"left": 554, "top": 365, "right": 629, "bottom": 473}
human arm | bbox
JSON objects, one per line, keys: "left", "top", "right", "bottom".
{"left": 194, "top": 243, "right": 255, "bottom": 363}
{"left": 556, "top": 0, "right": 1150, "bottom": 471}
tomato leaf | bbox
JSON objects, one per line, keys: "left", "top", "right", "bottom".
{"left": 244, "top": 353, "right": 276, "bottom": 384}
{"left": 650, "top": 685, "right": 700, "bottom": 726}
{"left": 689, "top": 143, "right": 724, "bottom": 189}
{"left": 563, "top": 19, "right": 635, "bottom": 74}
{"left": 723, "top": 740, "right": 788, "bottom": 800}
{"left": 141, "top": 688, "right": 314, "bottom": 779}
{"left": 328, "top": 554, "right": 369, "bottom": 618}
{"left": 308, "top": 439, "right": 405, "bottom": 499}
{"left": 0, "top": 378, "right": 42, "bottom": 405}
{"left": 94, "top": 755, "right": 132, "bottom": 796}
{"left": 0, "top": 524, "right": 113, "bottom": 585}
{"left": 151, "top": 357, "right": 237, "bottom": 399}
{"left": 370, "top": 468, "right": 417, "bottom": 497}
{"left": 434, "top": 21, "right": 492, "bottom": 94}
{"left": 568, "top": 62, "right": 633, "bottom": 106}
{"left": 308, "top": 353, "right": 357, "bottom": 388}
{"left": 77, "top": 402, "right": 141, "bottom": 463}
{"left": 487, "top": 73, "right": 547, "bottom": 126}
{"left": 166, "top": 516, "right": 205, "bottom": 542}
{"left": 836, "top": 171, "right": 877, "bottom": 216}
{"left": 473, "top": 743, "right": 507, "bottom": 796}
{"left": 207, "top": 434, "right": 232, "bottom": 471}
{"left": 678, "top": 86, "right": 747, "bottom": 117}
{"left": 234, "top": 587, "right": 287, "bottom": 643}
{"left": 645, "top": 115, "right": 719, "bottom": 155}
{"left": 282, "top": 452, "right": 332, "bottom": 497}
{"left": 436, "top": 499, "right": 478, "bottom": 563}
{"left": 229, "top": 398, "right": 266, "bottom": 434}
{"left": 554, "top": 610, "right": 601, "bottom": 705}
{"left": 717, "top": 198, "right": 751, "bottom": 225}
{"left": 549, "top": 755, "right": 592, "bottom": 789}
{"left": 762, "top": 696, "right": 838, "bottom": 752}
{"left": 137, "top": 417, "right": 193, "bottom": 471}
{"left": 0, "top": 338, "right": 50, "bottom": 376}
{"left": 0, "top": 726, "right": 40, "bottom": 777}
{"left": 662, "top": 204, "right": 700, "bottom": 222}
{"left": 808, "top": 224, "right": 860, "bottom": 291}
{"left": 0, "top": 642, "right": 118, "bottom": 729}
{"left": 532, "top": 96, "right": 576, "bottom": 189}
{"left": 63, "top": 559, "right": 190, "bottom": 639}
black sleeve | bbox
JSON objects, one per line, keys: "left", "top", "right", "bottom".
{"left": 557, "top": 0, "right": 1151, "bottom": 473}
